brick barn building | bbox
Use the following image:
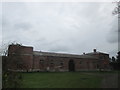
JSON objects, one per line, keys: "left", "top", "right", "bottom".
{"left": 6, "top": 44, "right": 110, "bottom": 72}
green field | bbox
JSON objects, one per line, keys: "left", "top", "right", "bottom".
{"left": 21, "top": 72, "right": 105, "bottom": 88}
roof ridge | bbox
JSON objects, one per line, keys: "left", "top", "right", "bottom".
{"left": 33, "top": 51, "right": 98, "bottom": 59}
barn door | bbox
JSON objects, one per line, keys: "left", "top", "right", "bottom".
{"left": 69, "top": 59, "right": 75, "bottom": 71}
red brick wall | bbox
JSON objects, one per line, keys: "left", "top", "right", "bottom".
{"left": 86, "top": 53, "right": 110, "bottom": 70}
{"left": 7, "top": 45, "right": 110, "bottom": 72}
{"left": 33, "top": 56, "right": 70, "bottom": 71}
{"left": 74, "top": 58, "right": 97, "bottom": 71}
{"left": 8, "top": 45, "right": 33, "bottom": 55}
{"left": 94, "top": 53, "right": 110, "bottom": 69}
{"left": 8, "top": 45, "right": 33, "bottom": 71}
{"left": 32, "top": 55, "right": 99, "bottom": 72}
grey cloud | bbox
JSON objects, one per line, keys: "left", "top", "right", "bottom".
{"left": 107, "top": 35, "right": 118, "bottom": 43}
{"left": 1, "top": 2, "right": 118, "bottom": 57}
{"left": 107, "top": 17, "right": 118, "bottom": 44}
{"left": 14, "top": 22, "right": 32, "bottom": 30}
{"left": 2, "top": 18, "right": 9, "bottom": 27}
{"left": 48, "top": 45, "right": 70, "bottom": 53}
{"left": 108, "top": 49, "right": 118, "bottom": 58}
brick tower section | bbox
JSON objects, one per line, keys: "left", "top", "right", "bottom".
{"left": 8, "top": 44, "right": 33, "bottom": 71}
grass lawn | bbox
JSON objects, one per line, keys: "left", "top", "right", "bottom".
{"left": 20, "top": 72, "right": 104, "bottom": 88}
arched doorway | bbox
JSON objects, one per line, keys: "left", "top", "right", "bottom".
{"left": 69, "top": 59, "right": 75, "bottom": 71}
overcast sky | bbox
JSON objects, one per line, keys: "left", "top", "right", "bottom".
{"left": 1, "top": 1, "right": 119, "bottom": 57}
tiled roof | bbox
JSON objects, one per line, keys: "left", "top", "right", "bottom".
{"left": 33, "top": 51, "right": 98, "bottom": 59}
{"left": 85, "top": 51, "right": 109, "bottom": 55}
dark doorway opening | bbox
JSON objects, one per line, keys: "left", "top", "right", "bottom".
{"left": 69, "top": 59, "right": 75, "bottom": 71}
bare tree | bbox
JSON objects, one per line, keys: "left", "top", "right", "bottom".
{"left": 2, "top": 42, "right": 23, "bottom": 88}
{"left": 112, "top": 1, "right": 120, "bottom": 16}
{"left": 0, "top": 41, "right": 22, "bottom": 56}
{"left": 0, "top": 43, "right": 9, "bottom": 56}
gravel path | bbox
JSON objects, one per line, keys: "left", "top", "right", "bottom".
{"left": 100, "top": 73, "right": 118, "bottom": 88}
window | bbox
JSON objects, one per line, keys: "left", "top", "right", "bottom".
{"left": 50, "top": 60, "right": 54, "bottom": 65}
{"left": 50, "top": 62, "right": 54, "bottom": 67}
{"left": 97, "top": 64, "right": 99, "bottom": 69}
{"left": 40, "top": 60, "right": 44, "bottom": 63}
{"left": 104, "top": 55, "right": 107, "bottom": 59}
{"left": 93, "top": 62, "right": 96, "bottom": 68}
{"left": 60, "top": 62, "right": 64, "bottom": 69}
{"left": 51, "top": 62, "right": 54, "bottom": 65}
{"left": 79, "top": 61, "right": 82, "bottom": 64}
{"left": 99, "top": 56, "right": 103, "bottom": 59}
{"left": 51, "top": 60, "right": 53, "bottom": 61}
{"left": 16, "top": 64, "right": 22, "bottom": 69}
{"left": 60, "top": 62, "right": 63, "bottom": 65}
{"left": 92, "top": 62, "right": 95, "bottom": 64}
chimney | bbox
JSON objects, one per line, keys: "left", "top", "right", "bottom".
{"left": 83, "top": 52, "right": 85, "bottom": 55}
{"left": 93, "top": 49, "right": 96, "bottom": 52}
